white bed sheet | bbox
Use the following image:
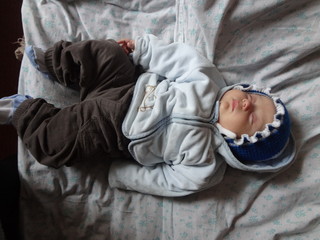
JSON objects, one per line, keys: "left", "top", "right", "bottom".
{"left": 18, "top": 0, "right": 320, "bottom": 239}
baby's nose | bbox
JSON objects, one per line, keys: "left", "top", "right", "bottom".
{"left": 242, "top": 98, "right": 252, "bottom": 111}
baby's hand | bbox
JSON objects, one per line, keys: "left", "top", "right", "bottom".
{"left": 118, "top": 39, "right": 135, "bottom": 55}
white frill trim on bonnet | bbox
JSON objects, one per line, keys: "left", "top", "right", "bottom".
{"left": 218, "top": 84, "right": 286, "bottom": 146}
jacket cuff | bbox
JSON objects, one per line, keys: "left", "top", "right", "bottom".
{"left": 12, "top": 99, "right": 38, "bottom": 129}
{"left": 44, "top": 47, "right": 55, "bottom": 78}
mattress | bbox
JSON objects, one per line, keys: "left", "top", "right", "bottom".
{"left": 18, "top": 0, "right": 320, "bottom": 239}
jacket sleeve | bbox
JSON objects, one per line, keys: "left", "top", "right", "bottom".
{"left": 109, "top": 124, "right": 227, "bottom": 197}
{"left": 108, "top": 157, "right": 226, "bottom": 197}
{"left": 132, "top": 34, "right": 225, "bottom": 87}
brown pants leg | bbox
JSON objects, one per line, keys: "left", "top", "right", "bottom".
{"left": 15, "top": 40, "right": 137, "bottom": 168}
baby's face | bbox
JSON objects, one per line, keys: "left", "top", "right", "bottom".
{"left": 218, "top": 89, "right": 276, "bottom": 138}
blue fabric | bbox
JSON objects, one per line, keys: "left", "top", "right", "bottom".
{"left": 25, "top": 46, "right": 55, "bottom": 81}
{"left": 113, "top": 34, "right": 227, "bottom": 196}
{"left": 25, "top": 46, "right": 40, "bottom": 71}
{"left": 0, "top": 94, "right": 32, "bottom": 124}
{"left": 2, "top": 94, "right": 32, "bottom": 110}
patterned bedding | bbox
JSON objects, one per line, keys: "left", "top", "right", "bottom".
{"left": 18, "top": 0, "right": 320, "bottom": 239}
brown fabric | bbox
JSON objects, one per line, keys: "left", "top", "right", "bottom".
{"left": 13, "top": 40, "right": 137, "bottom": 168}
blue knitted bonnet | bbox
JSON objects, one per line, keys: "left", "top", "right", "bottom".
{"left": 219, "top": 85, "right": 292, "bottom": 163}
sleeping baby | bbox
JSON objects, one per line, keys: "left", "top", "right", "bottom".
{"left": 0, "top": 34, "right": 296, "bottom": 196}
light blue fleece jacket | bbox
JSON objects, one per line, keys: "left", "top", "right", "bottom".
{"left": 108, "top": 35, "right": 295, "bottom": 197}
